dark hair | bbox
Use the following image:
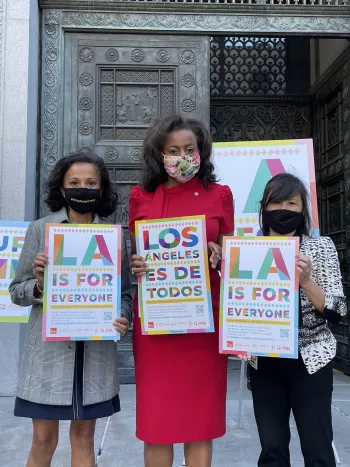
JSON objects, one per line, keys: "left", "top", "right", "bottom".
{"left": 140, "top": 114, "right": 217, "bottom": 191}
{"left": 259, "top": 173, "right": 312, "bottom": 236}
{"left": 45, "top": 151, "right": 117, "bottom": 218}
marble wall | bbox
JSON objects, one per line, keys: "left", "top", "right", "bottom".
{"left": 0, "top": 0, "right": 39, "bottom": 395}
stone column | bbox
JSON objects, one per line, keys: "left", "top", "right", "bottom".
{"left": 0, "top": 0, "right": 39, "bottom": 395}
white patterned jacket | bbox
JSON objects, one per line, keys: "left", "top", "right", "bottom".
{"left": 250, "top": 235, "right": 347, "bottom": 375}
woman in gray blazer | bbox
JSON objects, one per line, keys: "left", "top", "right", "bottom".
{"left": 9, "top": 151, "right": 132, "bottom": 467}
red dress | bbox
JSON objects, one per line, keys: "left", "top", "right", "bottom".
{"left": 129, "top": 176, "right": 234, "bottom": 444}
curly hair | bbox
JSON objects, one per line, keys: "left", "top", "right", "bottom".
{"left": 259, "top": 173, "right": 312, "bottom": 236}
{"left": 140, "top": 115, "right": 217, "bottom": 191}
{"left": 44, "top": 151, "right": 117, "bottom": 218}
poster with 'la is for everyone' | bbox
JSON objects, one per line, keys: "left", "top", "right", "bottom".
{"left": 136, "top": 216, "right": 213, "bottom": 335}
{"left": 0, "top": 221, "right": 30, "bottom": 322}
{"left": 220, "top": 237, "right": 299, "bottom": 359}
{"left": 213, "top": 139, "right": 319, "bottom": 237}
{"left": 43, "top": 224, "right": 122, "bottom": 341}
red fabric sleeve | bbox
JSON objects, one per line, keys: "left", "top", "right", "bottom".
{"left": 219, "top": 185, "right": 234, "bottom": 234}
{"left": 128, "top": 186, "right": 141, "bottom": 233}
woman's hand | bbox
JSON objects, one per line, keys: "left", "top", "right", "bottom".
{"left": 130, "top": 254, "right": 148, "bottom": 277}
{"left": 296, "top": 254, "right": 312, "bottom": 288}
{"left": 112, "top": 317, "right": 130, "bottom": 337}
{"left": 234, "top": 353, "right": 251, "bottom": 361}
{"left": 297, "top": 254, "right": 325, "bottom": 313}
{"left": 33, "top": 253, "right": 49, "bottom": 288}
{"left": 208, "top": 242, "right": 222, "bottom": 269}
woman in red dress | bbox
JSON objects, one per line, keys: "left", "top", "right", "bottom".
{"left": 129, "top": 115, "right": 234, "bottom": 467}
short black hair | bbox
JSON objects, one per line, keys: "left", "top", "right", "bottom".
{"left": 44, "top": 151, "right": 117, "bottom": 218}
{"left": 259, "top": 173, "right": 312, "bottom": 236}
{"left": 140, "top": 114, "right": 217, "bottom": 191}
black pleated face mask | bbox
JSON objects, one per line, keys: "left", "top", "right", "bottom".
{"left": 262, "top": 209, "right": 304, "bottom": 235}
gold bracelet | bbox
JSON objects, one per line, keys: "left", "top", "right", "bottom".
{"left": 36, "top": 280, "right": 43, "bottom": 294}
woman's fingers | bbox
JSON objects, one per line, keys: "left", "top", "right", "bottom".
{"left": 297, "top": 259, "right": 311, "bottom": 275}
{"left": 208, "top": 242, "right": 222, "bottom": 269}
{"left": 235, "top": 354, "right": 251, "bottom": 361}
{"left": 34, "top": 253, "right": 48, "bottom": 263}
{"left": 36, "top": 253, "right": 48, "bottom": 259}
{"left": 33, "top": 264, "right": 46, "bottom": 273}
{"left": 33, "top": 259, "right": 48, "bottom": 269}
{"left": 130, "top": 255, "right": 147, "bottom": 268}
{"left": 114, "top": 317, "right": 129, "bottom": 326}
{"left": 115, "top": 324, "right": 128, "bottom": 334}
{"left": 131, "top": 265, "right": 148, "bottom": 277}
{"left": 296, "top": 255, "right": 311, "bottom": 270}
{"left": 33, "top": 267, "right": 44, "bottom": 275}
{"left": 130, "top": 256, "right": 148, "bottom": 277}
{"left": 32, "top": 254, "right": 48, "bottom": 281}
{"left": 134, "top": 271, "right": 147, "bottom": 277}
{"left": 208, "top": 242, "right": 221, "bottom": 256}
{"left": 112, "top": 317, "right": 129, "bottom": 336}
{"left": 131, "top": 260, "right": 148, "bottom": 269}
{"left": 131, "top": 255, "right": 143, "bottom": 261}
{"left": 33, "top": 254, "right": 49, "bottom": 273}
{"left": 130, "top": 255, "right": 145, "bottom": 265}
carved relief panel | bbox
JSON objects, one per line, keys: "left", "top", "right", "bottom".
{"left": 63, "top": 33, "right": 209, "bottom": 224}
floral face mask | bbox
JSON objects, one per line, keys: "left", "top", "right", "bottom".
{"left": 163, "top": 152, "right": 201, "bottom": 184}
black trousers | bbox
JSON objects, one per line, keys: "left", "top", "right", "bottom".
{"left": 250, "top": 356, "right": 335, "bottom": 467}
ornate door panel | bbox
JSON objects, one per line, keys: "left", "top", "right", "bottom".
{"left": 211, "top": 96, "right": 312, "bottom": 142}
{"left": 63, "top": 33, "right": 209, "bottom": 162}
{"left": 62, "top": 33, "right": 209, "bottom": 383}
{"left": 312, "top": 48, "right": 350, "bottom": 375}
{"left": 209, "top": 36, "right": 312, "bottom": 142}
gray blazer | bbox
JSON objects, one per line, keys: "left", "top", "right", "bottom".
{"left": 9, "top": 208, "right": 132, "bottom": 406}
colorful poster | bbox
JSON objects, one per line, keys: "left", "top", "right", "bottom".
{"left": 135, "top": 216, "right": 213, "bottom": 335}
{"left": 212, "top": 139, "right": 319, "bottom": 236}
{"left": 220, "top": 237, "right": 299, "bottom": 358}
{"left": 0, "top": 221, "right": 30, "bottom": 322}
{"left": 43, "top": 224, "right": 121, "bottom": 341}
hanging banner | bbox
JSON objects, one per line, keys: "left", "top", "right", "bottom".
{"left": 0, "top": 221, "right": 30, "bottom": 322}
{"left": 212, "top": 139, "right": 319, "bottom": 236}
{"left": 220, "top": 236, "right": 299, "bottom": 358}
{"left": 43, "top": 224, "right": 122, "bottom": 341}
{"left": 136, "top": 216, "right": 213, "bottom": 335}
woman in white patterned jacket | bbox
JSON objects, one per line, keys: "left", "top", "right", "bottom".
{"left": 248, "top": 173, "right": 347, "bottom": 467}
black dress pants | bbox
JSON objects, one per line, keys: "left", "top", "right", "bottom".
{"left": 250, "top": 356, "right": 335, "bottom": 467}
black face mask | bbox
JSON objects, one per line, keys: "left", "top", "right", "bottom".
{"left": 64, "top": 188, "right": 101, "bottom": 215}
{"left": 262, "top": 209, "right": 304, "bottom": 235}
